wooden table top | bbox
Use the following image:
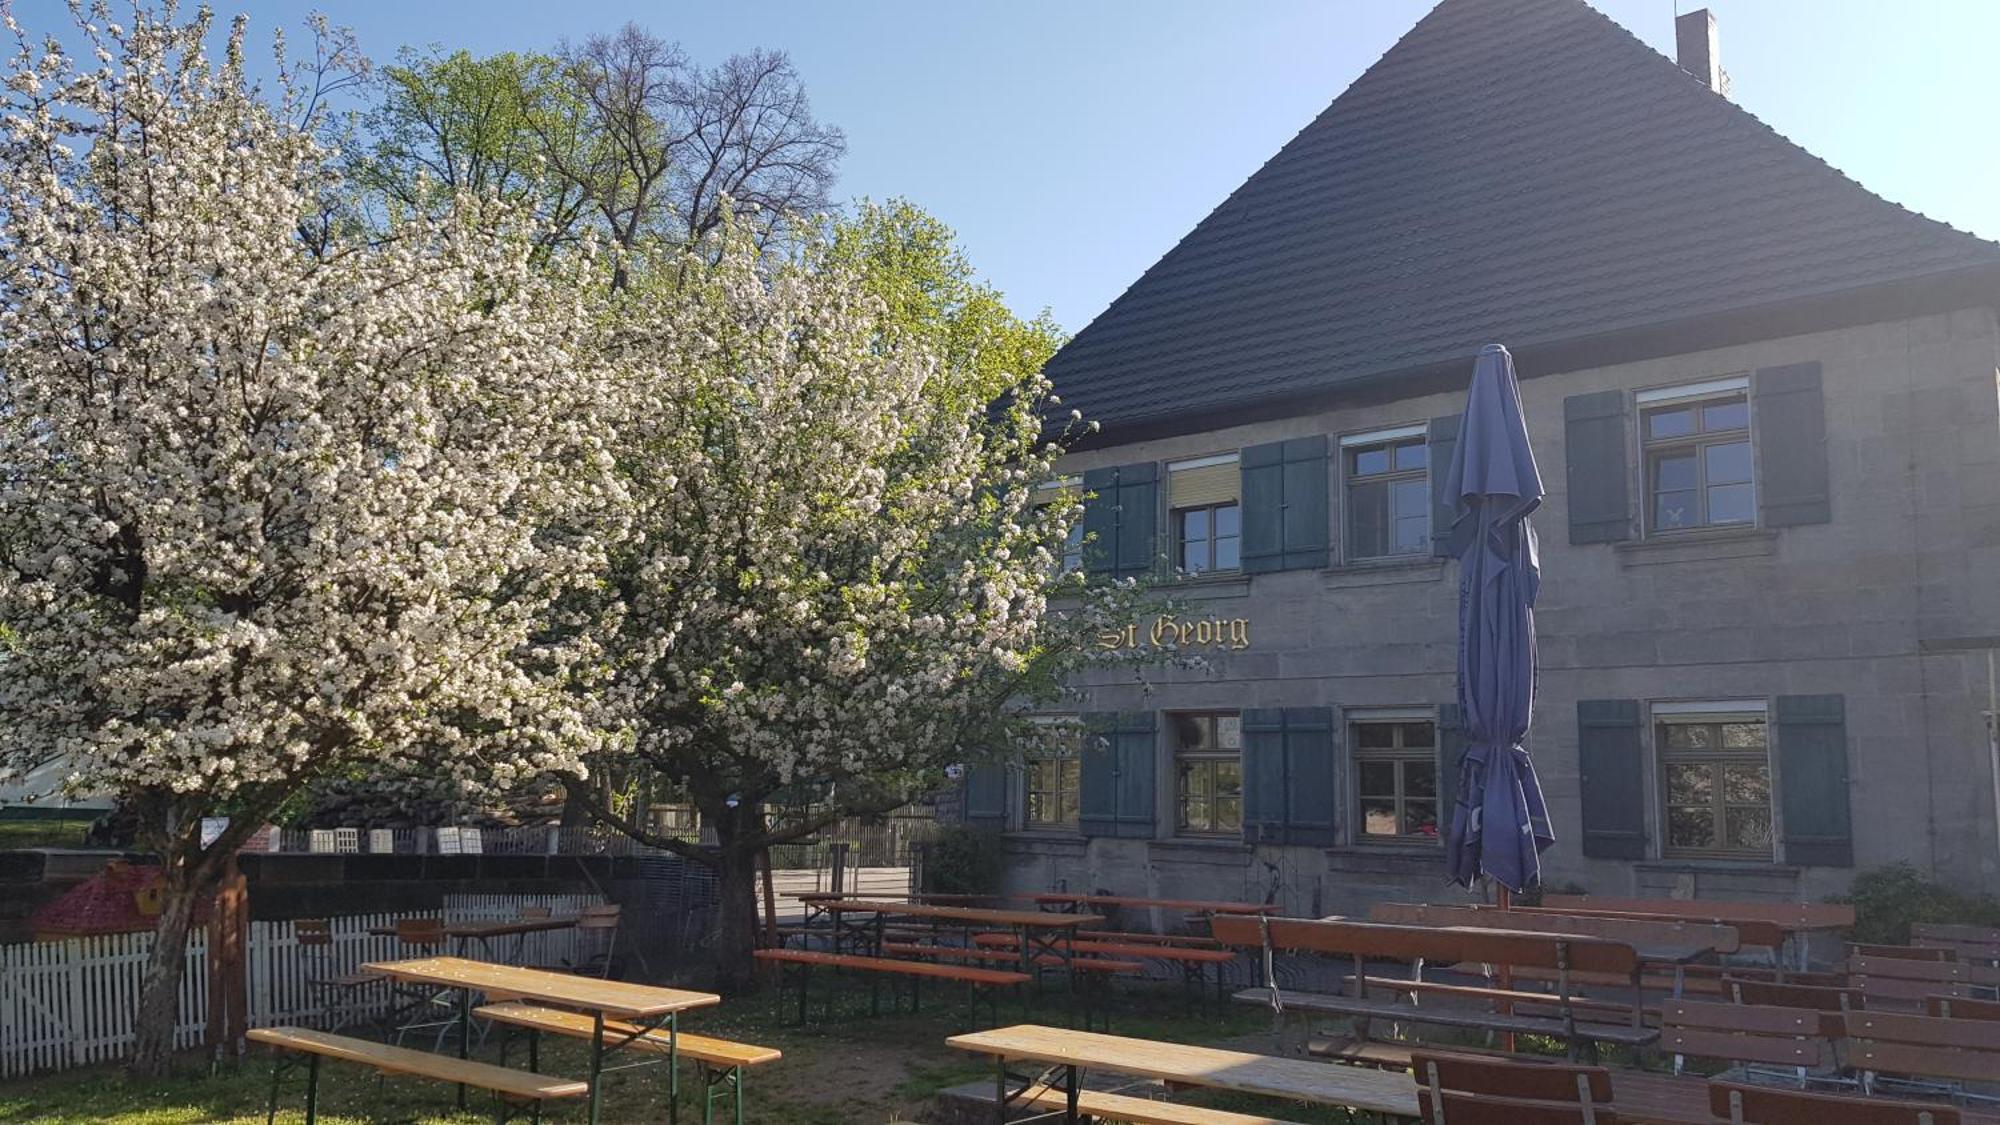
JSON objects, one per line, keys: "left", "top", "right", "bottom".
{"left": 1033, "top": 893, "right": 1279, "bottom": 915}
{"left": 946, "top": 1024, "right": 1418, "bottom": 1117}
{"left": 367, "top": 918, "right": 578, "bottom": 939}
{"left": 360, "top": 957, "right": 719, "bottom": 1019}
{"left": 811, "top": 899, "right": 1104, "bottom": 929}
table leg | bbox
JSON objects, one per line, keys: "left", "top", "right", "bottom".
{"left": 992, "top": 1057, "right": 1007, "bottom": 1125}
{"left": 669, "top": 1011, "right": 681, "bottom": 1125}
{"left": 457, "top": 986, "right": 471, "bottom": 1108}
{"left": 1065, "top": 1062, "right": 1079, "bottom": 1124}
{"left": 588, "top": 1010, "right": 606, "bottom": 1125}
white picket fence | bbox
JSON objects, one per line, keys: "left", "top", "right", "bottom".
{"left": 0, "top": 893, "right": 602, "bottom": 1078}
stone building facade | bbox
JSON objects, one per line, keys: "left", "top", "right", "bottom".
{"left": 968, "top": 0, "right": 2000, "bottom": 912}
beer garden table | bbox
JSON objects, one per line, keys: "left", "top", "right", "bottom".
{"left": 801, "top": 898, "right": 1103, "bottom": 979}
{"left": 360, "top": 955, "right": 718, "bottom": 1125}
{"left": 948, "top": 1023, "right": 1419, "bottom": 1124}
{"left": 367, "top": 916, "right": 579, "bottom": 961}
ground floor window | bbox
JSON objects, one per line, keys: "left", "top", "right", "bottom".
{"left": 1657, "top": 703, "right": 1772, "bottom": 858}
{"left": 1351, "top": 716, "right": 1439, "bottom": 842}
{"left": 1024, "top": 723, "right": 1080, "bottom": 830}
{"left": 1172, "top": 711, "right": 1242, "bottom": 835}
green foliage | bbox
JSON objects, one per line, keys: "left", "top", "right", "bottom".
{"left": 919, "top": 824, "right": 1002, "bottom": 896}
{"left": 819, "top": 199, "right": 1067, "bottom": 408}
{"left": 1836, "top": 862, "right": 2000, "bottom": 944}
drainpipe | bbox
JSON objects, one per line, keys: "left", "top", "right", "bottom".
{"left": 1988, "top": 651, "right": 2000, "bottom": 869}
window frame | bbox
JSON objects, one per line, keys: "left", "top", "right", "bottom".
{"left": 1172, "top": 501, "right": 1242, "bottom": 575}
{"left": 1171, "top": 711, "right": 1243, "bottom": 837}
{"left": 1638, "top": 382, "right": 1756, "bottom": 536}
{"left": 1022, "top": 720, "right": 1081, "bottom": 832}
{"left": 1350, "top": 714, "right": 1442, "bottom": 845}
{"left": 1341, "top": 427, "right": 1431, "bottom": 562}
{"left": 1654, "top": 703, "right": 1774, "bottom": 861}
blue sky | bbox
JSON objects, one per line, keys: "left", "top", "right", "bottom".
{"left": 15, "top": 1, "right": 1999, "bottom": 333}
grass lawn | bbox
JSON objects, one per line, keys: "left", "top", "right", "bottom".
{"left": 0, "top": 817, "right": 96, "bottom": 850}
{"left": 0, "top": 980, "right": 1364, "bottom": 1124}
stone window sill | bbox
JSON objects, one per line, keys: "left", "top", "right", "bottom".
{"left": 1614, "top": 528, "right": 1777, "bottom": 568}
{"left": 1322, "top": 557, "right": 1447, "bottom": 589}
{"left": 1161, "top": 574, "right": 1252, "bottom": 601}
{"left": 1637, "top": 858, "right": 1800, "bottom": 876}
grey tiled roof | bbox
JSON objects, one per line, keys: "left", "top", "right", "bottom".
{"left": 1045, "top": 0, "right": 2000, "bottom": 436}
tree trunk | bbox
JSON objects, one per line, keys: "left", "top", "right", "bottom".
{"left": 710, "top": 807, "right": 763, "bottom": 994}
{"left": 128, "top": 872, "right": 202, "bottom": 1077}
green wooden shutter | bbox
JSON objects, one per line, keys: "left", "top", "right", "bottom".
{"left": 1754, "top": 362, "right": 1831, "bottom": 527}
{"left": 1078, "top": 712, "right": 1118, "bottom": 837}
{"left": 1775, "top": 694, "right": 1853, "bottom": 867}
{"left": 1577, "top": 699, "right": 1648, "bottom": 858}
{"left": 1281, "top": 707, "right": 1337, "bottom": 846}
{"left": 1242, "top": 709, "right": 1287, "bottom": 844}
{"left": 1241, "top": 443, "right": 1285, "bottom": 573}
{"left": 1081, "top": 467, "right": 1119, "bottom": 578}
{"left": 1111, "top": 710, "right": 1158, "bottom": 838}
{"left": 1429, "top": 415, "right": 1464, "bottom": 558}
{"left": 1437, "top": 703, "right": 1466, "bottom": 838}
{"left": 962, "top": 759, "right": 1008, "bottom": 833}
{"left": 1279, "top": 437, "right": 1330, "bottom": 569}
{"left": 1564, "top": 391, "right": 1633, "bottom": 544}
{"left": 1112, "top": 463, "right": 1161, "bottom": 581}
{"left": 1241, "top": 438, "right": 1328, "bottom": 573}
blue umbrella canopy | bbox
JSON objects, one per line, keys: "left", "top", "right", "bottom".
{"left": 1443, "top": 344, "right": 1554, "bottom": 892}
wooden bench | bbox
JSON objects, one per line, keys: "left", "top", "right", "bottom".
{"left": 1930, "top": 994, "right": 2000, "bottom": 1021}
{"left": 1708, "top": 1080, "right": 1963, "bottom": 1125}
{"left": 247, "top": 1026, "right": 586, "bottom": 1124}
{"left": 1914, "top": 924, "right": 2000, "bottom": 967}
{"left": 1848, "top": 955, "right": 2000, "bottom": 1009}
{"left": 1728, "top": 977, "right": 1863, "bottom": 1022}
{"left": 881, "top": 942, "right": 1143, "bottom": 975}
{"left": 1495, "top": 904, "right": 1790, "bottom": 957}
{"left": 1839, "top": 1009, "right": 2000, "bottom": 1089}
{"left": 1373, "top": 902, "right": 1736, "bottom": 1009}
{"left": 974, "top": 932, "right": 1238, "bottom": 996}
{"left": 1211, "top": 914, "right": 1656, "bottom": 1059}
{"left": 1076, "top": 929, "right": 1223, "bottom": 948}
{"left": 475, "top": 1001, "right": 776, "bottom": 1125}
{"left": 1658, "top": 998, "right": 1834, "bottom": 1081}
{"left": 1018, "top": 1083, "right": 1308, "bottom": 1124}
{"left": 1852, "top": 943, "right": 1959, "bottom": 962}
{"left": 1410, "top": 1049, "right": 1619, "bottom": 1124}
{"left": 752, "top": 947, "right": 1029, "bottom": 1023}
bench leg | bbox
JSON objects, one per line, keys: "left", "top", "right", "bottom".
{"left": 304, "top": 1054, "right": 321, "bottom": 1125}
{"left": 264, "top": 1052, "right": 283, "bottom": 1125}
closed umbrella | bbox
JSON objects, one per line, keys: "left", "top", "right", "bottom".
{"left": 1443, "top": 344, "right": 1554, "bottom": 895}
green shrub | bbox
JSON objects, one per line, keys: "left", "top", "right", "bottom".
{"left": 920, "top": 825, "right": 1002, "bottom": 896}
{"left": 1836, "top": 862, "right": 2000, "bottom": 944}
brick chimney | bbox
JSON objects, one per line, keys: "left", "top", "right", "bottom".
{"left": 1675, "top": 8, "right": 1729, "bottom": 95}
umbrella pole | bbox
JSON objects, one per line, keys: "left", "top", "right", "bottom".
{"left": 1496, "top": 883, "right": 1515, "bottom": 1051}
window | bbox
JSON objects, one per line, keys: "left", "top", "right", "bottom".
{"left": 1657, "top": 705, "right": 1772, "bottom": 859}
{"left": 1344, "top": 428, "right": 1429, "bottom": 560}
{"left": 1024, "top": 723, "right": 1080, "bottom": 830}
{"left": 1641, "top": 383, "right": 1754, "bottom": 533}
{"left": 1037, "top": 476, "right": 1085, "bottom": 574}
{"left": 1352, "top": 718, "right": 1439, "bottom": 842}
{"left": 1168, "top": 454, "right": 1241, "bottom": 575}
{"left": 1172, "top": 711, "right": 1242, "bottom": 835}
{"left": 1175, "top": 503, "right": 1240, "bottom": 574}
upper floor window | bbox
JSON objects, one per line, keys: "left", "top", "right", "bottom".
{"left": 1172, "top": 711, "right": 1242, "bottom": 835}
{"left": 1168, "top": 454, "right": 1241, "bottom": 575}
{"left": 1656, "top": 701, "right": 1771, "bottom": 859}
{"left": 1352, "top": 715, "right": 1440, "bottom": 843}
{"left": 1639, "top": 379, "right": 1754, "bottom": 534}
{"left": 1343, "top": 426, "right": 1429, "bottom": 560}
{"left": 1037, "top": 476, "right": 1085, "bottom": 574}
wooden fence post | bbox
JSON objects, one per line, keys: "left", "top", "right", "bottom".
{"left": 204, "top": 858, "right": 249, "bottom": 1064}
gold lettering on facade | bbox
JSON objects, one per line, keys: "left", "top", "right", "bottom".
{"left": 1096, "top": 614, "right": 1252, "bottom": 652}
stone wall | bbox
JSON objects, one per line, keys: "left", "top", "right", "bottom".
{"left": 1003, "top": 307, "right": 2000, "bottom": 907}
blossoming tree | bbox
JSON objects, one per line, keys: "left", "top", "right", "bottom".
{"left": 573, "top": 216, "right": 1137, "bottom": 989}
{"left": 0, "top": 9, "right": 623, "bottom": 1072}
